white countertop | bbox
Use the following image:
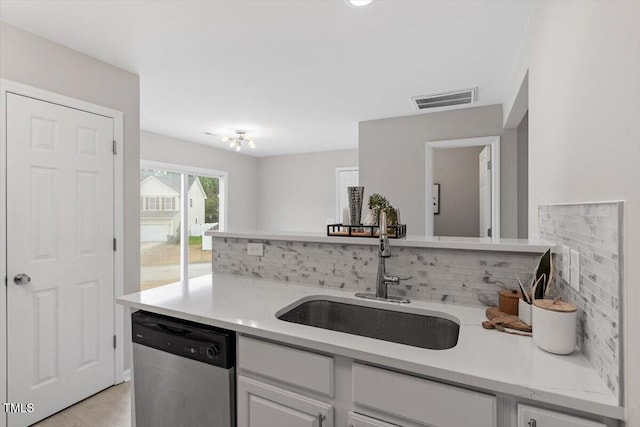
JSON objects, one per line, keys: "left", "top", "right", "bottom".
{"left": 204, "top": 230, "right": 553, "bottom": 253}
{"left": 118, "top": 274, "right": 622, "bottom": 420}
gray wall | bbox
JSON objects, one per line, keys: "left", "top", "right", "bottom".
{"left": 140, "top": 131, "right": 259, "bottom": 231}
{"left": 516, "top": 112, "right": 528, "bottom": 238}
{"left": 504, "top": 0, "right": 640, "bottom": 416}
{"left": 1, "top": 22, "right": 140, "bottom": 369}
{"left": 433, "top": 146, "right": 482, "bottom": 237}
{"left": 359, "top": 104, "right": 518, "bottom": 237}
{"left": 257, "top": 149, "right": 359, "bottom": 231}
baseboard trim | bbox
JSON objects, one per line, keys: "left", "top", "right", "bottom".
{"left": 122, "top": 368, "right": 131, "bottom": 382}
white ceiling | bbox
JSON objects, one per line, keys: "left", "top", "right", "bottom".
{"left": 0, "top": 0, "right": 532, "bottom": 157}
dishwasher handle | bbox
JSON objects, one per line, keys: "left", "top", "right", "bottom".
{"left": 141, "top": 321, "right": 193, "bottom": 336}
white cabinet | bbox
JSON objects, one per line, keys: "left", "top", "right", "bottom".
{"left": 517, "top": 404, "right": 606, "bottom": 427}
{"left": 352, "top": 363, "right": 496, "bottom": 427}
{"left": 237, "top": 375, "right": 334, "bottom": 427}
{"left": 236, "top": 335, "right": 614, "bottom": 427}
{"left": 348, "top": 412, "right": 400, "bottom": 427}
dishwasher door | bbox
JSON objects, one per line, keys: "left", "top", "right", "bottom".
{"left": 133, "top": 343, "right": 234, "bottom": 427}
{"left": 132, "top": 310, "right": 235, "bottom": 427}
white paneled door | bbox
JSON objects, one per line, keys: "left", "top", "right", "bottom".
{"left": 6, "top": 93, "right": 115, "bottom": 426}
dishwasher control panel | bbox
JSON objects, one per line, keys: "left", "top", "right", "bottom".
{"left": 132, "top": 310, "right": 235, "bottom": 368}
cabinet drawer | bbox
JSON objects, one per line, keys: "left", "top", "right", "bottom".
{"left": 518, "top": 404, "right": 606, "bottom": 427}
{"left": 239, "top": 335, "right": 334, "bottom": 396}
{"left": 352, "top": 363, "right": 496, "bottom": 427}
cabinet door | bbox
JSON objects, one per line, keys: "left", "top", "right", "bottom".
{"left": 238, "top": 375, "right": 333, "bottom": 427}
{"left": 348, "top": 412, "right": 400, "bottom": 427}
{"left": 518, "top": 404, "right": 606, "bottom": 427}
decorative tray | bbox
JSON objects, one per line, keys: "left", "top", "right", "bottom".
{"left": 326, "top": 224, "right": 407, "bottom": 239}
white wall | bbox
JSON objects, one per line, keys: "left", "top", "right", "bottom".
{"left": 359, "top": 104, "right": 518, "bottom": 237}
{"left": 504, "top": 1, "right": 640, "bottom": 423}
{"left": 257, "top": 149, "right": 359, "bottom": 231}
{"left": 433, "top": 146, "right": 483, "bottom": 237}
{"left": 140, "top": 130, "right": 259, "bottom": 231}
{"left": 0, "top": 21, "right": 140, "bottom": 372}
{"left": 516, "top": 112, "right": 528, "bottom": 238}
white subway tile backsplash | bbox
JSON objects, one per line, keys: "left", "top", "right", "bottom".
{"left": 212, "top": 237, "right": 542, "bottom": 309}
{"left": 538, "top": 202, "right": 622, "bottom": 400}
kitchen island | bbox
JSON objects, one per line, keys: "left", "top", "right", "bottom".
{"left": 118, "top": 274, "right": 622, "bottom": 426}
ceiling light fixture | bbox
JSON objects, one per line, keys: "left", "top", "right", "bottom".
{"left": 221, "top": 130, "right": 256, "bottom": 152}
{"left": 346, "top": 0, "right": 373, "bottom": 7}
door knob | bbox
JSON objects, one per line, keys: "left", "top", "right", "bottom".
{"left": 13, "top": 274, "right": 31, "bottom": 285}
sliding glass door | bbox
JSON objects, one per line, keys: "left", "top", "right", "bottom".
{"left": 140, "top": 162, "right": 227, "bottom": 290}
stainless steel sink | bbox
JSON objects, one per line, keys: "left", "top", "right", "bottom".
{"left": 277, "top": 298, "right": 459, "bottom": 350}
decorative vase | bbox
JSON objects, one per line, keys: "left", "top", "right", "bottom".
{"left": 363, "top": 209, "right": 376, "bottom": 226}
{"left": 348, "top": 186, "right": 364, "bottom": 225}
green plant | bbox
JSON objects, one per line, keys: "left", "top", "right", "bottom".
{"left": 368, "top": 193, "right": 389, "bottom": 211}
{"left": 368, "top": 193, "right": 398, "bottom": 225}
{"left": 384, "top": 206, "right": 398, "bottom": 225}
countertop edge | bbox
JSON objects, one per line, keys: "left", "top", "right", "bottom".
{"left": 117, "top": 297, "right": 624, "bottom": 420}
{"left": 204, "top": 231, "right": 554, "bottom": 254}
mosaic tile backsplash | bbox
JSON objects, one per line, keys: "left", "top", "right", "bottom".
{"left": 212, "top": 238, "right": 541, "bottom": 308}
{"left": 538, "top": 202, "right": 623, "bottom": 400}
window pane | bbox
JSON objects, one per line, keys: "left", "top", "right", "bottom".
{"left": 148, "top": 196, "right": 157, "bottom": 210}
{"left": 188, "top": 175, "right": 219, "bottom": 280}
{"left": 140, "top": 169, "right": 182, "bottom": 290}
{"left": 163, "top": 196, "right": 174, "bottom": 211}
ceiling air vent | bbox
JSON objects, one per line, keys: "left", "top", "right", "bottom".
{"left": 411, "top": 87, "right": 478, "bottom": 111}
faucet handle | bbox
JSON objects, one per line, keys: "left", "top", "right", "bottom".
{"left": 384, "top": 275, "right": 400, "bottom": 285}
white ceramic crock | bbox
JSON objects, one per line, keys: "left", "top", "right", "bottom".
{"left": 532, "top": 299, "right": 577, "bottom": 355}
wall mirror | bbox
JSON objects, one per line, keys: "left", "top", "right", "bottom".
{"left": 426, "top": 136, "right": 500, "bottom": 238}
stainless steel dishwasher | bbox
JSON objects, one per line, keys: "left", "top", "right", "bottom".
{"left": 132, "top": 311, "right": 235, "bottom": 427}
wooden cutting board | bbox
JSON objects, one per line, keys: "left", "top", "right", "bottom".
{"left": 484, "top": 307, "right": 532, "bottom": 333}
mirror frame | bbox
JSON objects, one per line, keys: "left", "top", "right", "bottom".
{"left": 425, "top": 136, "right": 501, "bottom": 238}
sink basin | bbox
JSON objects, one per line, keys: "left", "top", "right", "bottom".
{"left": 277, "top": 298, "right": 459, "bottom": 350}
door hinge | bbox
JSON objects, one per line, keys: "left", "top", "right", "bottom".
{"left": 112, "top": 140, "right": 117, "bottom": 155}
{"left": 113, "top": 238, "right": 117, "bottom": 251}
{"left": 488, "top": 227, "right": 493, "bottom": 237}
{"left": 113, "top": 335, "right": 117, "bottom": 349}
{"left": 487, "top": 160, "right": 492, "bottom": 170}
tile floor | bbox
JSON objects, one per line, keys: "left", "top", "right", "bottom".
{"left": 33, "top": 382, "right": 130, "bottom": 427}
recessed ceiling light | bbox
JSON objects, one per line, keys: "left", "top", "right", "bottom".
{"left": 346, "top": 0, "right": 373, "bottom": 7}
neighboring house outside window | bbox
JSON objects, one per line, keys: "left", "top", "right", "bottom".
{"left": 140, "top": 166, "right": 224, "bottom": 290}
{"left": 139, "top": 173, "right": 210, "bottom": 242}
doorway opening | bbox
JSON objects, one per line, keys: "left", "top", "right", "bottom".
{"left": 425, "top": 136, "right": 501, "bottom": 238}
